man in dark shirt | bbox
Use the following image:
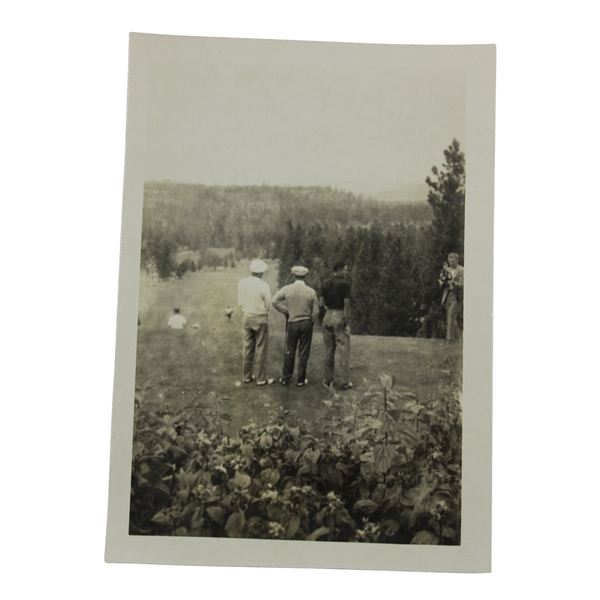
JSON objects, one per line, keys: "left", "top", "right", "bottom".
{"left": 319, "top": 261, "right": 353, "bottom": 390}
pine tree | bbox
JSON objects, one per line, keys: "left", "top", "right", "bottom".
{"left": 351, "top": 226, "right": 384, "bottom": 334}
{"left": 426, "top": 139, "right": 466, "bottom": 267}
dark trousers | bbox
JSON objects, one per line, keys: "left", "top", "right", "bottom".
{"left": 281, "top": 319, "right": 314, "bottom": 383}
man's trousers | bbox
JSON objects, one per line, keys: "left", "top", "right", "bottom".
{"left": 280, "top": 319, "right": 314, "bottom": 384}
{"left": 322, "top": 310, "right": 350, "bottom": 385}
{"left": 242, "top": 314, "right": 269, "bottom": 382}
{"left": 445, "top": 293, "right": 462, "bottom": 341}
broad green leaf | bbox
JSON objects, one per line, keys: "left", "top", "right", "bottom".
{"left": 241, "top": 444, "right": 254, "bottom": 459}
{"left": 336, "top": 462, "right": 349, "bottom": 475}
{"left": 246, "top": 516, "right": 266, "bottom": 537}
{"left": 297, "top": 463, "right": 315, "bottom": 477}
{"left": 319, "top": 463, "right": 343, "bottom": 487}
{"left": 305, "top": 448, "right": 321, "bottom": 463}
{"left": 169, "top": 444, "right": 187, "bottom": 460}
{"left": 259, "top": 433, "right": 273, "bottom": 449}
{"left": 270, "top": 469, "right": 281, "bottom": 486}
{"left": 284, "top": 449, "right": 299, "bottom": 463}
{"left": 381, "top": 519, "right": 400, "bottom": 537}
{"left": 190, "top": 507, "right": 204, "bottom": 530}
{"left": 150, "top": 512, "right": 170, "bottom": 525}
{"left": 176, "top": 489, "right": 189, "bottom": 503}
{"left": 266, "top": 503, "right": 282, "bottom": 521}
{"left": 231, "top": 471, "right": 251, "bottom": 489}
{"left": 360, "top": 451, "right": 374, "bottom": 463}
{"left": 410, "top": 530, "right": 438, "bottom": 545}
{"left": 360, "top": 462, "right": 377, "bottom": 481}
{"left": 174, "top": 527, "right": 188, "bottom": 536}
{"left": 306, "top": 527, "right": 330, "bottom": 541}
{"left": 206, "top": 506, "right": 224, "bottom": 525}
{"left": 372, "top": 483, "right": 387, "bottom": 505}
{"left": 322, "top": 400, "right": 333, "bottom": 408}
{"left": 224, "top": 511, "right": 246, "bottom": 538}
{"left": 348, "top": 443, "right": 361, "bottom": 459}
{"left": 400, "top": 487, "right": 421, "bottom": 507}
{"left": 284, "top": 514, "right": 301, "bottom": 539}
{"left": 374, "top": 444, "right": 396, "bottom": 474}
{"left": 353, "top": 499, "right": 379, "bottom": 514}
{"left": 442, "top": 526, "right": 456, "bottom": 542}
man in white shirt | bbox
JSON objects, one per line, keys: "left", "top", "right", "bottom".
{"left": 167, "top": 308, "right": 187, "bottom": 329}
{"left": 271, "top": 266, "right": 319, "bottom": 387}
{"left": 237, "top": 259, "right": 274, "bottom": 385}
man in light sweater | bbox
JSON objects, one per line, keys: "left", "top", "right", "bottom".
{"left": 237, "top": 259, "right": 274, "bottom": 386}
{"left": 271, "top": 266, "right": 319, "bottom": 387}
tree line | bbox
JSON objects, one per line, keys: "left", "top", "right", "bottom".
{"left": 275, "top": 139, "right": 465, "bottom": 337}
{"left": 142, "top": 140, "right": 465, "bottom": 338}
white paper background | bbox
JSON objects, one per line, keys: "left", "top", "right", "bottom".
{"left": 1, "top": 0, "right": 598, "bottom": 597}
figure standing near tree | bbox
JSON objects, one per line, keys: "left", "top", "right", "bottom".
{"left": 439, "top": 253, "right": 464, "bottom": 341}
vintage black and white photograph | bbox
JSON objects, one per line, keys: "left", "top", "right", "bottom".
{"left": 106, "top": 34, "right": 494, "bottom": 571}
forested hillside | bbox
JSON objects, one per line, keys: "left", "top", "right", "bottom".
{"left": 141, "top": 140, "right": 465, "bottom": 338}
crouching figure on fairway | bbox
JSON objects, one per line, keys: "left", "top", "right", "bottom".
{"left": 167, "top": 308, "right": 187, "bottom": 329}
{"left": 237, "top": 259, "right": 274, "bottom": 386}
{"left": 319, "top": 261, "right": 353, "bottom": 390}
{"left": 271, "top": 266, "right": 319, "bottom": 387}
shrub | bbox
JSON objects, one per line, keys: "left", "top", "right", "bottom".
{"left": 130, "top": 376, "right": 461, "bottom": 544}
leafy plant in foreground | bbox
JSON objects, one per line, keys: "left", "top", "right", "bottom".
{"left": 130, "top": 374, "right": 462, "bottom": 544}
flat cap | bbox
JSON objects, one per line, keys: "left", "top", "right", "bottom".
{"left": 291, "top": 265, "right": 309, "bottom": 276}
{"left": 250, "top": 259, "right": 268, "bottom": 273}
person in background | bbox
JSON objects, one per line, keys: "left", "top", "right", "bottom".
{"left": 225, "top": 306, "right": 233, "bottom": 322}
{"left": 167, "top": 308, "right": 187, "bottom": 329}
{"left": 271, "top": 266, "right": 319, "bottom": 387}
{"left": 319, "top": 261, "right": 353, "bottom": 390}
{"left": 237, "top": 259, "right": 274, "bottom": 386}
{"left": 439, "top": 252, "right": 464, "bottom": 341}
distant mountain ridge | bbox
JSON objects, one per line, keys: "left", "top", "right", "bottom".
{"left": 336, "top": 181, "right": 429, "bottom": 203}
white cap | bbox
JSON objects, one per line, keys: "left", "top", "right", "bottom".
{"left": 250, "top": 259, "right": 268, "bottom": 273}
{"left": 291, "top": 266, "right": 309, "bottom": 276}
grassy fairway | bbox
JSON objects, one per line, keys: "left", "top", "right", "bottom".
{"left": 135, "top": 262, "right": 462, "bottom": 435}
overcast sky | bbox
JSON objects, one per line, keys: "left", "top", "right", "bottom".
{"left": 144, "top": 48, "right": 465, "bottom": 197}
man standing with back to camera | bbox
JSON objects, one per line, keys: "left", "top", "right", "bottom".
{"left": 237, "top": 259, "right": 274, "bottom": 386}
{"left": 319, "top": 261, "right": 353, "bottom": 390}
{"left": 271, "top": 265, "right": 319, "bottom": 387}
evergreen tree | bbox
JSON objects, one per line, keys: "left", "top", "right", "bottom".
{"left": 371, "top": 232, "right": 413, "bottom": 336}
{"left": 426, "top": 139, "right": 466, "bottom": 267}
{"left": 351, "top": 226, "right": 384, "bottom": 334}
